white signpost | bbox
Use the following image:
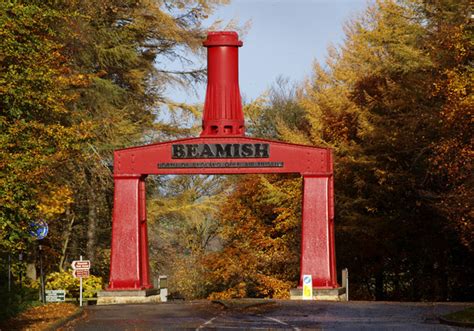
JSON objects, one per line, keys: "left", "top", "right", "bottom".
{"left": 72, "top": 256, "right": 90, "bottom": 307}
{"left": 302, "top": 274, "right": 313, "bottom": 300}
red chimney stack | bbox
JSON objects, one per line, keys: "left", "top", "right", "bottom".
{"left": 201, "top": 31, "right": 245, "bottom": 137}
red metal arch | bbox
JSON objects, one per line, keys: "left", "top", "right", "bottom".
{"left": 109, "top": 137, "right": 337, "bottom": 290}
{"left": 107, "top": 31, "right": 338, "bottom": 293}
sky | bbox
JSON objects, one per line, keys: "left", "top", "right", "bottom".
{"left": 166, "top": 0, "right": 369, "bottom": 104}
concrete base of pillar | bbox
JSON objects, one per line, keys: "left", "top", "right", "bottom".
{"left": 97, "top": 289, "right": 160, "bottom": 305}
{"left": 290, "top": 287, "right": 347, "bottom": 301}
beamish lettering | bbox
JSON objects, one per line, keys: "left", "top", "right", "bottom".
{"left": 172, "top": 143, "right": 270, "bottom": 159}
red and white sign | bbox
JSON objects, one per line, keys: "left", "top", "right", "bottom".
{"left": 72, "top": 260, "right": 91, "bottom": 270}
{"left": 73, "top": 269, "right": 90, "bottom": 278}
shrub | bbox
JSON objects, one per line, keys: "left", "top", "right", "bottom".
{"left": 45, "top": 270, "right": 102, "bottom": 298}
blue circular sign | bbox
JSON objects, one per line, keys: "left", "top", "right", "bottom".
{"left": 29, "top": 219, "right": 48, "bottom": 240}
{"left": 303, "top": 275, "right": 312, "bottom": 285}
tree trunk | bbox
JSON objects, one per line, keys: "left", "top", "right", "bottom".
{"left": 59, "top": 208, "right": 75, "bottom": 271}
{"left": 375, "top": 271, "right": 385, "bottom": 300}
{"left": 86, "top": 179, "right": 99, "bottom": 264}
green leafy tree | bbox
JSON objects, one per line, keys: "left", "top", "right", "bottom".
{"left": 1, "top": 0, "right": 228, "bottom": 282}
{"left": 0, "top": 2, "right": 87, "bottom": 255}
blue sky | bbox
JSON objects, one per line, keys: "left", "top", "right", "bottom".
{"left": 166, "top": 0, "right": 368, "bottom": 104}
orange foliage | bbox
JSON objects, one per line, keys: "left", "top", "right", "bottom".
{"left": 204, "top": 175, "right": 301, "bottom": 299}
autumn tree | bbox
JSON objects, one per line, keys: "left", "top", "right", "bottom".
{"left": 1, "top": 0, "right": 227, "bottom": 281}
{"left": 0, "top": 1, "right": 86, "bottom": 257}
{"left": 291, "top": 0, "right": 472, "bottom": 300}
{"left": 203, "top": 174, "right": 302, "bottom": 299}
{"left": 147, "top": 175, "right": 227, "bottom": 298}
{"left": 205, "top": 0, "right": 472, "bottom": 301}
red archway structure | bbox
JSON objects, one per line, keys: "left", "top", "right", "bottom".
{"left": 107, "top": 32, "right": 338, "bottom": 293}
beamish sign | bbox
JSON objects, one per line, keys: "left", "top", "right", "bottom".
{"left": 172, "top": 143, "right": 270, "bottom": 159}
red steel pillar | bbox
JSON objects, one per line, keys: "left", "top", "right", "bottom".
{"left": 300, "top": 175, "right": 338, "bottom": 288}
{"left": 139, "top": 177, "right": 152, "bottom": 289}
{"left": 109, "top": 175, "right": 151, "bottom": 290}
{"left": 201, "top": 31, "right": 245, "bottom": 137}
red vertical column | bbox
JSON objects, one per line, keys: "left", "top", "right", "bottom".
{"left": 201, "top": 31, "right": 244, "bottom": 136}
{"left": 139, "top": 177, "right": 152, "bottom": 289}
{"left": 108, "top": 175, "right": 142, "bottom": 290}
{"left": 300, "top": 176, "right": 338, "bottom": 288}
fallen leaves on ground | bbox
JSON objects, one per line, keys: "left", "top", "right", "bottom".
{"left": 0, "top": 303, "right": 79, "bottom": 330}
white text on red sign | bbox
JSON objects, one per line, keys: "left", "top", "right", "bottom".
{"left": 73, "top": 269, "right": 90, "bottom": 278}
{"left": 72, "top": 260, "right": 91, "bottom": 270}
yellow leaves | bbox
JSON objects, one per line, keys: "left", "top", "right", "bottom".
{"left": 208, "top": 282, "right": 247, "bottom": 300}
{"left": 46, "top": 270, "right": 103, "bottom": 298}
{"left": 254, "top": 274, "right": 292, "bottom": 299}
{"left": 243, "top": 94, "right": 268, "bottom": 127}
{"left": 59, "top": 72, "right": 92, "bottom": 88}
{"left": 1, "top": 303, "right": 79, "bottom": 330}
{"left": 37, "top": 186, "right": 74, "bottom": 219}
{"left": 202, "top": 174, "right": 301, "bottom": 299}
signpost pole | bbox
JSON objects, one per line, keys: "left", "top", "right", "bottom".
{"left": 71, "top": 257, "right": 90, "bottom": 306}
{"left": 39, "top": 245, "right": 45, "bottom": 303}
{"left": 7, "top": 254, "right": 11, "bottom": 308}
{"left": 79, "top": 255, "right": 83, "bottom": 307}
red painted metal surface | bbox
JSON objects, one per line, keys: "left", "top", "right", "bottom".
{"left": 300, "top": 176, "right": 338, "bottom": 288}
{"left": 139, "top": 178, "right": 152, "bottom": 289}
{"left": 109, "top": 175, "right": 142, "bottom": 289}
{"left": 201, "top": 31, "right": 244, "bottom": 137}
{"left": 114, "top": 137, "right": 332, "bottom": 176}
{"left": 108, "top": 31, "right": 338, "bottom": 292}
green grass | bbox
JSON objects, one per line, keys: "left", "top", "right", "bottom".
{"left": 443, "top": 306, "right": 474, "bottom": 324}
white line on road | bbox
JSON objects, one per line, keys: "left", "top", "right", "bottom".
{"left": 263, "top": 316, "right": 301, "bottom": 331}
{"left": 196, "top": 316, "right": 218, "bottom": 330}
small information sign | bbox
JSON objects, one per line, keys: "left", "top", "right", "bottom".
{"left": 302, "top": 275, "right": 313, "bottom": 300}
{"left": 73, "top": 269, "right": 90, "bottom": 278}
{"left": 72, "top": 256, "right": 89, "bottom": 307}
{"left": 45, "top": 290, "right": 66, "bottom": 302}
{"left": 72, "top": 260, "right": 91, "bottom": 270}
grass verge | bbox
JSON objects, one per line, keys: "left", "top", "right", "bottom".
{"left": 439, "top": 306, "right": 474, "bottom": 328}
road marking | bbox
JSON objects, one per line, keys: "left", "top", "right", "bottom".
{"left": 264, "top": 316, "right": 289, "bottom": 326}
{"left": 197, "top": 314, "right": 301, "bottom": 330}
{"left": 263, "top": 316, "right": 301, "bottom": 330}
{"left": 196, "top": 316, "right": 218, "bottom": 330}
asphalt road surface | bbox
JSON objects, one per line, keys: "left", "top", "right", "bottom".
{"left": 65, "top": 300, "right": 471, "bottom": 330}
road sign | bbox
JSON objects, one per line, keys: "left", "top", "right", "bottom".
{"left": 29, "top": 219, "right": 48, "bottom": 240}
{"left": 302, "top": 274, "right": 313, "bottom": 300}
{"left": 45, "top": 289, "right": 66, "bottom": 302}
{"left": 73, "top": 269, "right": 90, "bottom": 278}
{"left": 72, "top": 260, "right": 91, "bottom": 270}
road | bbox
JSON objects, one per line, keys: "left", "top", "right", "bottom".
{"left": 65, "top": 300, "right": 471, "bottom": 330}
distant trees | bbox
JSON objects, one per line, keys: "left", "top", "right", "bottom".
{"left": 147, "top": 175, "right": 227, "bottom": 299}
{"left": 205, "top": 0, "right": 473, "bottom": 300}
